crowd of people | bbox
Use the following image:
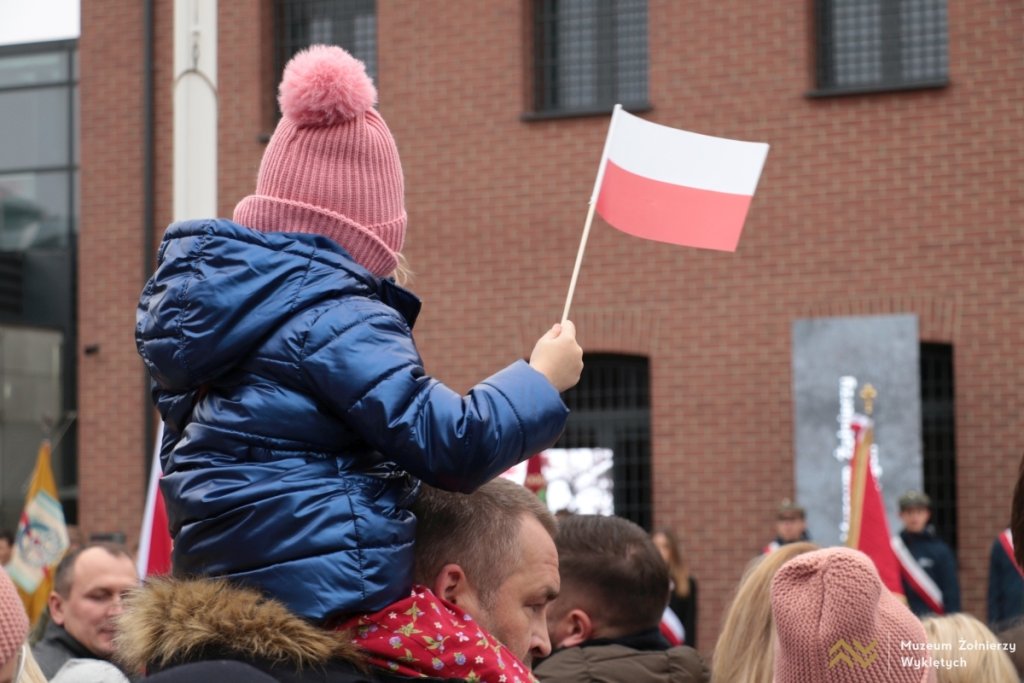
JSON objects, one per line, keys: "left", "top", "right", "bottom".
{"left": 1, "top": 42, "right": 1022, "bottom": 683}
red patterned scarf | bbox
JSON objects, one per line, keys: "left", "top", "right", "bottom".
{"left": 337, "top": 586, "right": 537, "bottom": 683}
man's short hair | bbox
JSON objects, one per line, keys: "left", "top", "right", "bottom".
{"left": 554, "top": 515, "right": 669, "bottom": 636}
{"left": 776, "top": 499, "right": 805, "bottom": 520}
{"left": 412, "top": 477, "right": 556, "bottom": 606}
{"left": 53, "top": 543, "right": 133, "bottom": 597}
{"left": 898, "top": 490, "right": 932, "bottom": 511}
{"left": 0, "top": 529, "right": 14, "bottom": 545}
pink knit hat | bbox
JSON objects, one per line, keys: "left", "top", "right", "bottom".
{"left": 234, "top": 45, "right": 406, "bottom": 277}
{"left": 771, "top": 547, "right": 935, "bottom": 683}
{"left": 0, "top": 569, "right": 28, "bottom": 667}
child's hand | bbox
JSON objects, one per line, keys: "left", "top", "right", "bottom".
{"left": 529, "top": 321, "right": 584, "bottom": 393}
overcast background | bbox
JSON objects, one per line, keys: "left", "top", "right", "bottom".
{"left": 0, "top": 0, "right": 79, "bottom": 46}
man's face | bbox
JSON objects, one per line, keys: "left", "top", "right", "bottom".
{"left": 50, "top": 548, "right": 138, "bottom": 657}
{"left": 460, "top": 515, "right": 560, "bottom": 666}
{"left": 776, "top": 514, "right": 806, "bottom": 543}
{"left": 900, "top": 506, "right": 930, "bottom": 533}
{"left": 0, "top": 538, "right": 11, "bottom": 566}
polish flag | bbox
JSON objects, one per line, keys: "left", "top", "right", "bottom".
{"left": 593, "top": 105, "right": 769, "bottom": 252}
{"left": 845, "top": 417, "right": 904, "bottom": 597}
{"left": 137, "top": 422, "right": 173, "bottom": 578}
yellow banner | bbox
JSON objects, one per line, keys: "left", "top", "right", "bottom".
{"left": 8, "top": 440, "right": 69, "bottom": 625}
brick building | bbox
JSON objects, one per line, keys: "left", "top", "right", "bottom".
{"left": 75, "top": 1, "right": 1021, "bottom": 647}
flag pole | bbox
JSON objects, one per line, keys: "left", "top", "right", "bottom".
{"left": 561, "top": 104, "right": 623, "bottom": 323}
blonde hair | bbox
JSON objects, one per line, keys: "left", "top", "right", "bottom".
{"left": 922, "top": 613, "right": 1018, "bottom": 683}
{"left": 390, "top": 252, "right": 413, "bottom": 286}
{"left": 18, "top": 645, "right": 47, "bottom": 683}
{"left": 710, "top": 542, "right": 818, "bottom": 683}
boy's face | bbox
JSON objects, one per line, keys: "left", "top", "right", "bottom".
{"left": 899, "top": 506, "right": 931, "bottom": 533}
{"left": 776, "top": 514, "right": 806, "bottom": 543}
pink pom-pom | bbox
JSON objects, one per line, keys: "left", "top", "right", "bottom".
{"left": 278, "top": 45, "right": 377, "bottom": 127}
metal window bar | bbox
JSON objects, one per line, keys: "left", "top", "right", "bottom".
{"left": 815, "top": 0, "right": 947, "bottom": 92}
{"left": 920, "top": 342, "right": 957, "bottom": 551}
{"left": 533, "top": 0, "right": 648, "bottom": 115}
{"left": 275, "top": 0, "right": 378, "bottom": 107}
{"left": 555, "top": 354, "right": 652, "bottom": 528}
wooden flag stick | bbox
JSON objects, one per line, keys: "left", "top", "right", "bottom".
{"left": 561, "top": 104, "right": 623, "bottom": 323}
{"left": 561, "top": 201, "right": 598, "bottom": 323}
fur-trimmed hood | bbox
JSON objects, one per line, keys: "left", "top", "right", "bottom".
{"left": 116, "top": 577, "right": 363, "bottom": 676}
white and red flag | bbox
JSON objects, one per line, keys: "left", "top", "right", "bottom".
{"left": 137, "top": 422, "right": 173, "bottom": 578}
{"left": 844, "top": 416, "right": 905, "bottom": 598}
{"left": 594, "top": 105, "right": 769, "bottom": 252}
{"left": 562, "top": 105, "right": 769, "bottom": 320}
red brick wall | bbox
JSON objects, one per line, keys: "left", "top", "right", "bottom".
{"left": 78, "top": 0, "right": 151, "bottom": 542}
{"left": 79, "top": 0, "right": 1023, "bottom": 651}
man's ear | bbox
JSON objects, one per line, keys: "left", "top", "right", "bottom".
{"left": 556, "top": 608, "right": 593, "bottom": 649}
{"left": 432, "top": 564, "right": 472, "bottom": 606}
{"left": 48, "top": 591, "right": 66, "bottom": 626}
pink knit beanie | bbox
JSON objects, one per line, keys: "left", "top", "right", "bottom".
{"left": 234, "top": 45, "right": 406, "bottom": 277}
{"left": 0, "top": 569, "right": 28, "bottom": 667}
{"left": 771, "top": 547, "right": 935, "bottom": 683}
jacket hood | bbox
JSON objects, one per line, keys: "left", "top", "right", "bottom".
{"left": 115, "top": 577, "right": 364, "bottom": 676}
{"left": 136, "top": 219, "right": 419, "bottom": 394}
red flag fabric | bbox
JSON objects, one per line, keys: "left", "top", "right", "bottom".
{"left": 845, "top": 418, "right": 904, "bottom": 597}
{"left": 593, "top": 106, "right": 769, "bottom": 252}
{"left": 137, "top": 423, "right": 173, "bottom": 578}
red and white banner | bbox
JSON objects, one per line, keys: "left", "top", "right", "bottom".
{"left": 845, "top": 417, "right": 904, "bottom": 597}
{"left": 999, "top": 529, "right": 1024, "bottom": 579}
{"left": 659, "top": 606, "right": 685, "bottom": 646}
{"left": 594, "top": 106, "right": 769, "bottom": 252}
{"left": 137, "top": 422, "right": 173, "bottom": 578}
{"left": 891, "top": 535, "right": 944, "bottom": 614}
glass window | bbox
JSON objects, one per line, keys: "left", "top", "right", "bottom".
{"left": 0, "top": 326, "right": 63, "bottom": 532}
{"left": 554, "top": 354, "right": 652, "bottom": 528}
{"left": 0, "top": 172, "right": 71, "bottom": 250}
{"left": 533, "top": 0, "right": 649, "bottom": 116}
{"left": 816, "top": 0, "right": 948, "bottom": 94}
{"left": 0, "top": 88, "right": 70, "bottom": 171}
{"left": 920, "top": 342, "right": 956, "bottom": 550}
{"left": 0, "top": 52, "right": 67, "bottom": 88}
{"left": 276, "top": 0, "right": 378, "bottom": 85}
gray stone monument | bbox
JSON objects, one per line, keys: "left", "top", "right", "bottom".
{"left": 791, "top": 314, "right": 923, "bottom": 546}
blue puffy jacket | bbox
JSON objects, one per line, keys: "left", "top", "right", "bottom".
{"left": 136, "top": 219, "right": 569, "bottom": 622}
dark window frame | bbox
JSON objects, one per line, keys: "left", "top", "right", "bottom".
{"left": 920, "top": 342, "right": 956, "bottom": 551}
{"left": 810, "top": 0, "right": 949, "bottom": 98}
{"left": 554, "top": 353, "right": 652, "bottom": 529}
{"left": 528, "top": 0, "right": 651, "bottom": 120}
{"left": 274, "top": 0, "right": 378, "bottom": 117}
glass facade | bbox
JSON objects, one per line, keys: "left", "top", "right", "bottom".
{"left": 0, "top": 40, "right": 78, "bottom": 530}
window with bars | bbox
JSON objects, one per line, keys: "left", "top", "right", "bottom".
{"left": 532, "top": 0, "right": 649, "bottom": 117}
{"left": 920, "top": 342, "right": 956, "bottom": 551}
{"left": 275, "top": 0, "right": 377, "bottom": 90}
{"left": 814, "top": 0, "right": 948, "bottom": 95}
{"left": 554, "top": 354, "right": 652, "bottom": 528}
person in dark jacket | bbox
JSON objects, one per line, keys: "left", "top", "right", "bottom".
{"left": 32, "top": 545, "right": 138, "bottom": 679}
{"left": 988, "top": 528, "right": 1024, "bottom": 630}
{"left": 135, "top": 44, "right": 583, "bottom": 626}
{"left": 893, "top": 490, "right": 961, "bottom": 617}
{"left": 117, "top": 478, "right": 560, "bottom": 683}
{"left": 535, "top": 515, "right": 709, "bottom": 683}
